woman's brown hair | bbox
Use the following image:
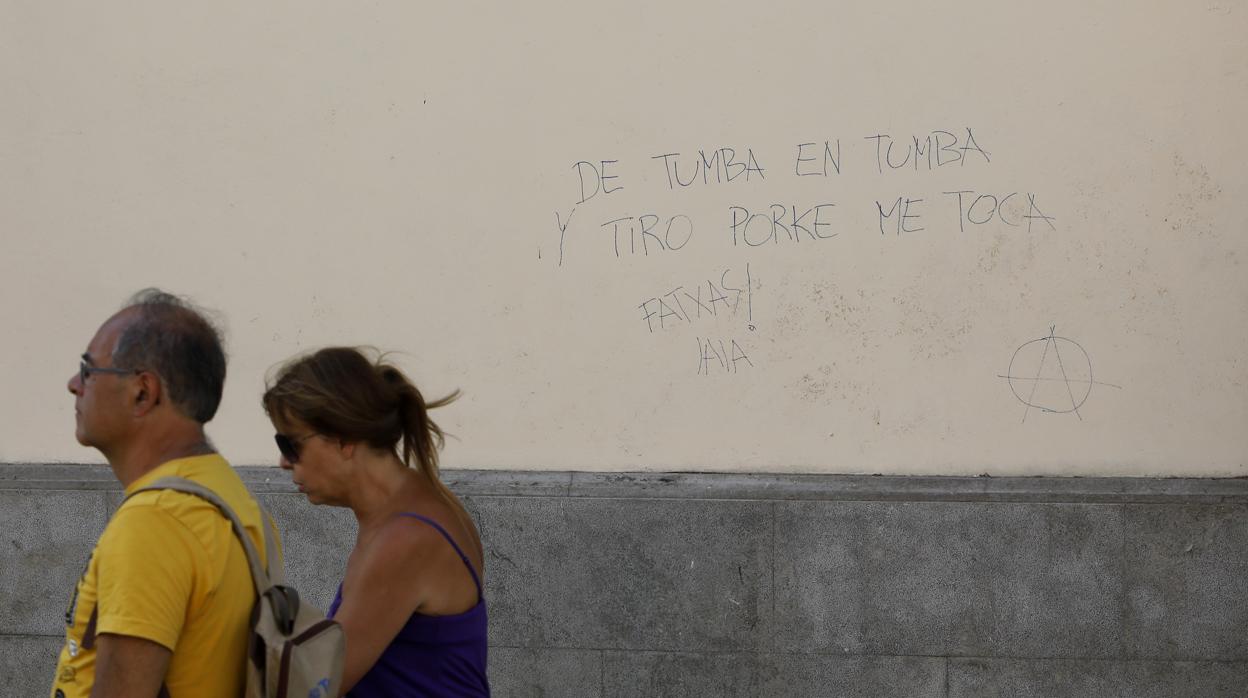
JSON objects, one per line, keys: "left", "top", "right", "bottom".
{"left": 262, "top": 347, "right": 459, "bottom": 496}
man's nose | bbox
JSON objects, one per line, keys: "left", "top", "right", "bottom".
{"left": 68, "top": 372, "right": 82, "bottom": 395}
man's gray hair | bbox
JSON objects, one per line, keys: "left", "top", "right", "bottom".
{"left": 111, "top": 288, "right": 227, "bottom": 423}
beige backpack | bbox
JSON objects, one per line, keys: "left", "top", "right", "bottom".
{"left": 135, "top": 477, "right": 345, "bottom": 698}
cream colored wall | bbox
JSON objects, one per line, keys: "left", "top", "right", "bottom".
{"left": 2, "top": 1, "right": 1245, "bottom": 475}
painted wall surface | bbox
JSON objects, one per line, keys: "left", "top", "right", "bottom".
{"left": 2, "top": 2, "right": 1245, "bottom": 475}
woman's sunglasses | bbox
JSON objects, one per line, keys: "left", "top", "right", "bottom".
{"left": 274, "top": 432, "right": 318, "bottom": 463}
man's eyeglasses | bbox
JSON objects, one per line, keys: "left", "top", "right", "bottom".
{"left": 79, "top": 361, "right": 141, "bottom": 384}
{"left": 274, "top": 432, "right": 318, "bottom": 464}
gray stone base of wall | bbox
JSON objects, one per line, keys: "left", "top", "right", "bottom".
{"left": 3, "top": 465, "right": 1247, "bottom": 697}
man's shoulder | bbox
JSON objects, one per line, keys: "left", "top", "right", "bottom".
{"left": 111, "top": 454, "right": 263, "bottom": 546}
{"left": 124, "top": 454, "right": 258, "bottom": 514}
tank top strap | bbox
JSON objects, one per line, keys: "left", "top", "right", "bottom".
{"left": 396, "top": 513, "right": 483, "bottom": 597}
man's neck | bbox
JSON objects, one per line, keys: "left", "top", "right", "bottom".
{"left": 107, "top": 426, "right": 216, "bottom": 488}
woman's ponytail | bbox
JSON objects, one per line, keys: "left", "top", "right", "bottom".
{"left": 380, "top": 362, "right": 459, "bottom": 497}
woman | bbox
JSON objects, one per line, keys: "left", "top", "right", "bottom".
{"left": 262, "top": 347, "right": 488, "bottom": 696}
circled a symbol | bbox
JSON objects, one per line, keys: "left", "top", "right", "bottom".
{"left": 999, "top": 326, "right": 1120, "bottom": 422}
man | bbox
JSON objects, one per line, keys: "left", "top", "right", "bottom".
{"left": 52, "top": 289, "right": 277, "bottom": 698}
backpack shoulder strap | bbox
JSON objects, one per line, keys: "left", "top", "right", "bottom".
{"left": 127, "top": 476, "right": 281, "bottom": 594}
{"left": 260, "top": 509, "right": 285, "bottom": 586}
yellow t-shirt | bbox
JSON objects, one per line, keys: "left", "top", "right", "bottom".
{"left": 51, "top": 454, "right": 279, "bottom": 698}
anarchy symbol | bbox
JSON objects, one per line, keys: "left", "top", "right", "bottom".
{"left": 999, "top": 326, "right": 1121, "bottom": 423}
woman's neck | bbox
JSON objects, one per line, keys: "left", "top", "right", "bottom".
{"left": 348, "top": 452, "right": 428, "bottom": 531}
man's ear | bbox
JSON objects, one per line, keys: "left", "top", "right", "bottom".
{"left": 132, "top": 371, "right": 163, "bottom": 417}
{"left": 340, "top": 440, "right": 356, "bottom": 461}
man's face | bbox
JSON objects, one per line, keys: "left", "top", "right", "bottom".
{"left": 66, "top": 311, "right": 136, "bottom": 451}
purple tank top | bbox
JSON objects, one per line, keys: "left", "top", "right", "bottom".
{"left": 329, "top": 513, "right": 490, "bottom": 697}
